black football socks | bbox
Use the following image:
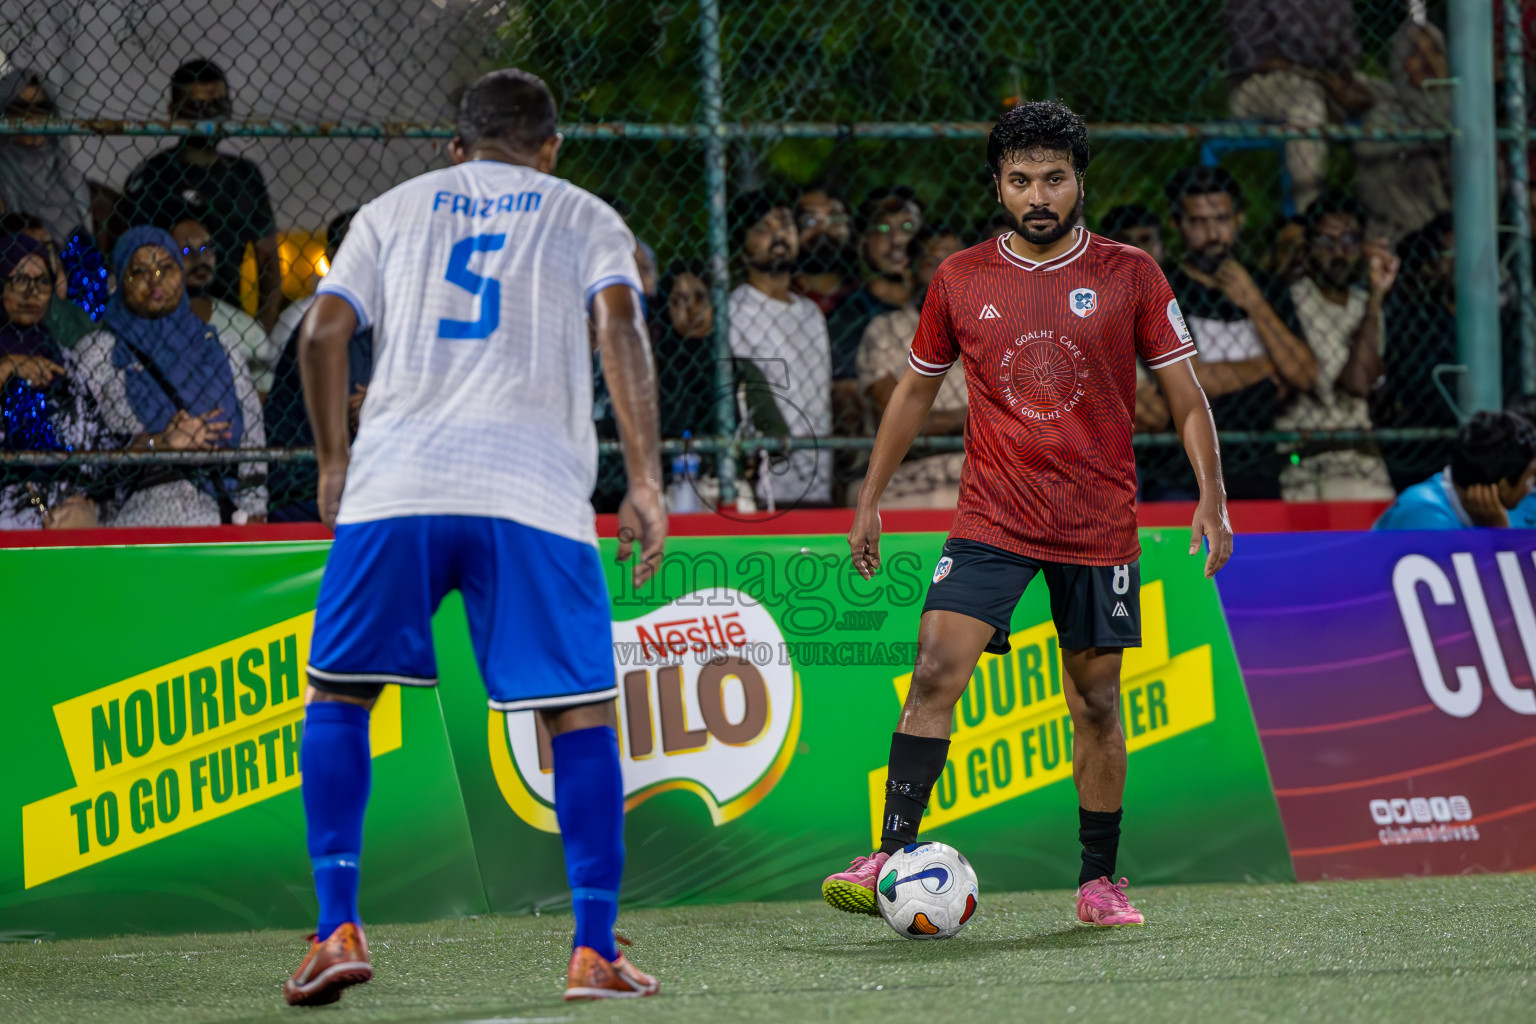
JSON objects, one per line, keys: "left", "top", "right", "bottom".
{"left": 1078, "top": 806, "right": 1123, "bottom": 887}
{"left": 878, "top": 732, "right": 951, "bottom": 854}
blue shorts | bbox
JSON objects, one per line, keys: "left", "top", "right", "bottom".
{"left": 307, "top": 515, "right": 617, "bottom": 711}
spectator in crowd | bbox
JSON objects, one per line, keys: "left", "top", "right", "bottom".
{"left": 270, "top": 209, "right": 358, "bottom": 356}
{"left": 1508, "top": 394, "right": 1536, "bottom": 529}
{"left": 1356, "top": 17, "right": 1452, "bottom": 244}
{"left": 265, "top": 209, "right": 369, "bottom": 521}
{"left": 851, "top": 226, "right": 966, "bottom": 507}
{"left": 0, "top": 212, "right": 93, "bottom": 348}
{"left": 1223, "top": 0, "right": 1374, "bottom": 213}
{"left": 1100, "top": 204, "right": 1165, "bottom": 265}
{"left": 637, "top": 261, "right": 787, "bottom": 481}
{"left": 827, "top": 186, "right": 923, "bottom": 434}
{"left": 0, "top": 69, "right": 92, "bottom": 246}
{"left": 1163, "top": 165, "right": 1315, "bottom": 498}
{"left": 166, "top": 208, "right": 278, "bottom": 394}
{"left": 1266, "top": 215, "right": 1310, "bottom": 285}
{"left": 652, "top": 260, "right": 720, "bottom": 440}
{"left": 1377, "top": 213, "right": 1465, "bottom": 488}
{"left": 792, "top": 184, "right": 857, "bottom": 316}
{"left": 728, "top": 189, "right": 832, "bottom": 508}
{"left": 1277, "top": 193, "right": 1398, "bottom": 500}
{"left": 635, "top": 239, "right": 659, "bottom": 309}
{"left": 1374, "top": 411, "right": 1536, "bottom": 530}
{"left": 0, "top": 233, "right": 103, "bottom": 528}
{"left": 117, "top": 60, "right": 283, "bottom": 330}
{"left": 74, "top": 226, "right": 265, "bottom": 525}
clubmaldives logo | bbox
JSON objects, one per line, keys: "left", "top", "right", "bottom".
{"left": 1367, "top": 796, "right": 1480, "bottom": 846}
{"left": 489, "top": 590, "right": 800, "bottom": 831}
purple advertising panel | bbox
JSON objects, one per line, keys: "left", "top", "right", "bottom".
{"left": 1220, "top": 531, "right": 1536, "bottom": 880}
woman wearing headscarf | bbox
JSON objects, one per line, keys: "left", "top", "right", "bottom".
{"left": 73, "top": 226, "right": 266, "bottom": 525}
{"left": 0, "top": 233, "right": 105, "bottom": 527}
{"left": 0, "top": 69, "right": 92, "bottom": 246}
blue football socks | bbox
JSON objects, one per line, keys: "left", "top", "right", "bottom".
{"left": 551, "top": 724, "right": 625, "bottom": 961}
{"left": 301, "top": 701, "right": 372, "bottom": 940}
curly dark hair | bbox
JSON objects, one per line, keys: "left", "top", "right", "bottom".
{"left": 1450, "top": 411, "right": 1536, "bottom": 488}
{"left": 986, "top": 101, "right": 1091, "bottom": 178}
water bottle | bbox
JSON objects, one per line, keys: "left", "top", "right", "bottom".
{"left": 668, "top": 451, "right": 703, "bottom": 513}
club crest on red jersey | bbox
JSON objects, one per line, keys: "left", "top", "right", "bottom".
{"left": 1069, "top": 288, "right": 1097, "bottom": 318}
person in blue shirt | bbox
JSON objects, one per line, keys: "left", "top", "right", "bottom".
{"left": 1374, "top": 410, "right": 1536, "bottom": 530}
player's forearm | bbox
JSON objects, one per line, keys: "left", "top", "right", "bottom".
{"left": 1172, "top": 394, "right": 1226, "bottom": 502}
{"left": 1157, "top": 362, "right": 1226, "bottom": 503}
{"left": 859, "top": 369, "right": 944, "bottom": 510}
{"left": 598, "top": 320, "right": 662, "bottom": 490}
{"left": 298, "top": 298, "right": 356, "bottom": 470}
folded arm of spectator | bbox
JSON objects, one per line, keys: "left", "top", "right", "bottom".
{"left": 1191, "top": 354, "right": 1276, "bottom": 398}
{"left": 1212, "top": 260, "right": 1317, "bottom": 391}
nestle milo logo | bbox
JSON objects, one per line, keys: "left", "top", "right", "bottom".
{"left": 489, "top": 590, "right": 800, "bottom": 830}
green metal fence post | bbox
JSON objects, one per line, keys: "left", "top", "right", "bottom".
{"left": 697, "top": 0, "right": 738, "bottom": 505}
{"left": 1508, "top": 0, "right": 1536, "bottom": 396}
{"left": 1451, "top": 0, "right": 1503, "bottom": 415}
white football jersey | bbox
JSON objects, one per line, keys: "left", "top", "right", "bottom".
{"left": 317, "top": 160, "right": 640, "bottom": 543}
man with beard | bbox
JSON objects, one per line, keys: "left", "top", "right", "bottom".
{"left": 1162, "top": 165, "right": 1314, "bottom": 498}
{"left": 166, "top": 209, "right": 279, "bottom": 395}
{"left": 827, "top": 187, "right": 924, "bottom": 438}
{"left": 820, "top": 101, "right": 1232, "bottom": 928}
{"left": 728, "top": 189, "right": 833, "bottom": 507}
{"left": 1275, "top": 193, "right": 1397, "bottom": 500}
{"left": 117, "top": 60, "right": 283, "bottom": 330}
{"left": 793, "top": 185, "right": 858, "bottom": 315}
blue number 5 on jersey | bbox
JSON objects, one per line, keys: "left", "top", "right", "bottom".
{"left": 438, "top": 233, "right": 507, "bottom": 339}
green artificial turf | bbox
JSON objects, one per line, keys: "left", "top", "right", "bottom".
{"left": 1, "top": 875, "right": 1532, "bottom": 1024}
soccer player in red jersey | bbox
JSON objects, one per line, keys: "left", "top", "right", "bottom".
{"left": 821, "top": 101, "right": 1232, "bottom": 926}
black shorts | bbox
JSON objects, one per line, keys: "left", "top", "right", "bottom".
{"left": 921, "top": 538, "right": 1141, "bottom": 654}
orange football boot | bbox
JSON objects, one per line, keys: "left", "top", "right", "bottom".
{"left": 563, "top": 935, "right": 659, "bottom": 1001}
{"left": 283, "top": 922, "right": 373, "bottom": 1006}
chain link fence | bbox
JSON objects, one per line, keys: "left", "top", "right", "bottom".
{"left": 0, "top": 0, "right": 1528, "bottom": 526}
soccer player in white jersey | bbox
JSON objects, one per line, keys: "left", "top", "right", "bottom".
{"left": 282, "top": 69, "right": 666, "bottom": 1006}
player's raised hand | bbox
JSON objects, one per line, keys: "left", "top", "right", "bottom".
{"left": 849, "top": 506, "right": 883, "bottom": 580}
{"left": 617, "top": 480, "right": 666, "bottom": 587}
{"left": 1189, "top": 496, "right": 1233, "bottom": 577}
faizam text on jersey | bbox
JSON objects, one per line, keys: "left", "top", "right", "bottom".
{"left": 432, "top": 190, "right": 543, "bottom": 217}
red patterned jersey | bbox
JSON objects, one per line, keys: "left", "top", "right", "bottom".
{"left": 908, "top": 229, "right": 1195, "bottom": 564}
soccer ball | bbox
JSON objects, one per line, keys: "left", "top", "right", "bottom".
{"left": 876, "top": 841, "right": 979, "bottom": 939}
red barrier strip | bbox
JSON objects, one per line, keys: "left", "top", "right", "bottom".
{"left": 0, "top": 500, "right": 1389, "bottom": 549}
